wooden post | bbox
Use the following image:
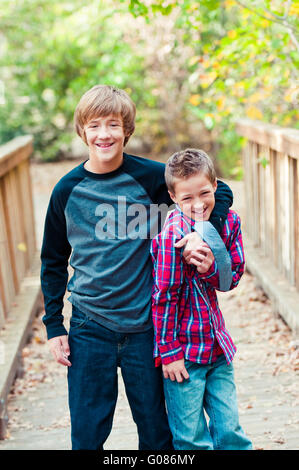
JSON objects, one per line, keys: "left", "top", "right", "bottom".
{"left": 0, "top": 188, "right": 15, "bottom": 317}
{"left": 296, "top": 159, "right": 299, "bottom": 290}
{"left": 270, "top": 149, "right": 278, "bottom": 268}
{"left": 252, "top": 142, "right": 260, "bottom": 247}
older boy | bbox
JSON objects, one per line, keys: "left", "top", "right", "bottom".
{"left": 151, "top": 148, "right": 252, "bottom": 450}
{"left": 40, "top": 86, "right": 233, "bottom": 450}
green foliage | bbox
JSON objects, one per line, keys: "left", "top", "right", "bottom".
{"left": 125, "top": 0, "right": 299, "bottom": 177}
{"left": 0, "top": 0, "right": 155, "bottom": 160}
{"left": 0, "top": 0, "right": 298, "bottom": 177}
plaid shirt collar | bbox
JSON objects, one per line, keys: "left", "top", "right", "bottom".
{"left": 173, "top": 204, "right": 196, "bottom": 229}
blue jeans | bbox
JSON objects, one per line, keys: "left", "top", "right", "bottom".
{"left": 163, "top": 354, "right": 252, "bottom": 450}
{"left": 67, "top": 306, "right": 173, "bottom": 450}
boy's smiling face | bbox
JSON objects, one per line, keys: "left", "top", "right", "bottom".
{"left": 169, "top": 172, "right": 217, "bottom": 222}
{"left": 84, "top": 114, "right": 128, "bottom": 165}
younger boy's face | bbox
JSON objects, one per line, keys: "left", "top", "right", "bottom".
{"left": 169, "top": 172, "right": 217, "bottom": 222}
{"left": 84, "top": 114, "right": 128, "bottom": 163}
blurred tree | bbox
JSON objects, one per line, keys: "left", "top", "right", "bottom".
{"left": 122, "top": 11, "right": 217, "bottom": 158}
{"left": 0, "top": 0, "right": 298, "bottom": 178}
{"left": 0, "top": 0, "right": 155, "bottom": 160}
{"left": 125, "top": 0, "right": 299, "bottom": 177}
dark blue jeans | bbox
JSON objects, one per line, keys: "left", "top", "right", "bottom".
{"left": 67, "top": 306, "right": 173, "bottom": 450}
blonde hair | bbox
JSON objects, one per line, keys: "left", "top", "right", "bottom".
{"left": 74, "top": 85, "right": 136, "bottom": 146}
{"left": 165, "top": 148, "right": 216, "bottom": 193}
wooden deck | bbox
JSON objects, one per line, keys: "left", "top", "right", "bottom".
{"left": 0, "top": 269, "right": 298, "bottom": 450}
{"left": 0, "top": 161, "right": 298, "bottom": 450}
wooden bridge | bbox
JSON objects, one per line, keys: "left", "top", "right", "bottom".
{"left": 0, "top": 120, "right": 298, "bottom": 448}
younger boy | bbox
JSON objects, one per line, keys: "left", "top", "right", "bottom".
{"left": 151, "top": 148, "right": 252, "bottom": 450}
{"left": 40, "top": 85, "right": 234, "bottom": 450}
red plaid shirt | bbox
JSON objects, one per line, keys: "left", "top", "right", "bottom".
{"left": 150, "top": 208, "right": 245, "bottom": 366}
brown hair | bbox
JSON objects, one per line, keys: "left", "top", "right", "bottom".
{"left": 165, "top": 148, "right": 216, "bottom": 193}
{"left": 74, "top": 85, "right": 136, "bottom": 146}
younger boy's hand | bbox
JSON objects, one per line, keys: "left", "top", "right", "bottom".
{"left": 191, "top": 244, "right": 215, "bottom": 274}
{"left": 48, "top": 335, "right": 72, "bottom": 367}
{"left": 175, "top": 232, "right": 205, "bottom": 264}
{"left": 175, "top": 233, "right": 214, "bottom": 273}
{"left": 162, "top": 359, "right": 189, "bottom": 383}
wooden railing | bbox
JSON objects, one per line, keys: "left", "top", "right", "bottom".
{"left": 236, "top": 119, "right": 299, "bottom": 295}
{"left": 0, "top": 135, "right": 42, "bottom": 439}
{"left": 0, "top": 136, "right": 36, "bottom": 327}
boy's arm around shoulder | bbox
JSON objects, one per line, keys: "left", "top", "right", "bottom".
{"left": 40, "top": 185, "right": 72, "bottom": 340}
{"left": 151, "top": 226, "right": 185, "bottom": 365}
{"left": 196, "top": 211, "right": 245, "bottom": 292}
{"left": 210, "top": 179, "right": 233, "bottom": 234}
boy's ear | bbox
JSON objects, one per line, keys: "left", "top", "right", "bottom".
{"left": 168, "top": 190, "right": 177, "bottom": 203}
{"left": 213, "top": 179, "right": 218, "bottom": 192}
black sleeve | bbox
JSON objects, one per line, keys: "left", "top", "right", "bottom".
{"left": 210, "top": 179, "right": 233, "bottom": 234}
{"left": 153, "top": 176, "right": 173, "bottom": 206}
{"left": 40, "top": 186, "right": 72, "bottom": 340}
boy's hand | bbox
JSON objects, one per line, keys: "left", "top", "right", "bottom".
{"left": 175, "top": 232, "right": 204, "bottom": 264}
{"left": 192, "top": 244, "right": 215, "bottom": 274}
{"left": 175, "top": 233, "right": 214, "bottom": 271}
{"left": 48, "top": 335, "right": 72, "bottom": 367}
{"left": 162, "top": 359, "right": 189, "bottom": 383}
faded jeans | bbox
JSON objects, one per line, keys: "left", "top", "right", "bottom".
{"left": 163, "top": 354, "right": 252, "bottom": 450}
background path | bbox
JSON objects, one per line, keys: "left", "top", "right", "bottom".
{"left": 0, "top": 160, "right": 298, "bottom": 450}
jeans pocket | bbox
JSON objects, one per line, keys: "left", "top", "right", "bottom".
{"left": 70, "top": 308, "right": 90, "bottom": 330}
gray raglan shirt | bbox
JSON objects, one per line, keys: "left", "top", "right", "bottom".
{"left": 40, "top": 152, "right": 233, "bottom": 339}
